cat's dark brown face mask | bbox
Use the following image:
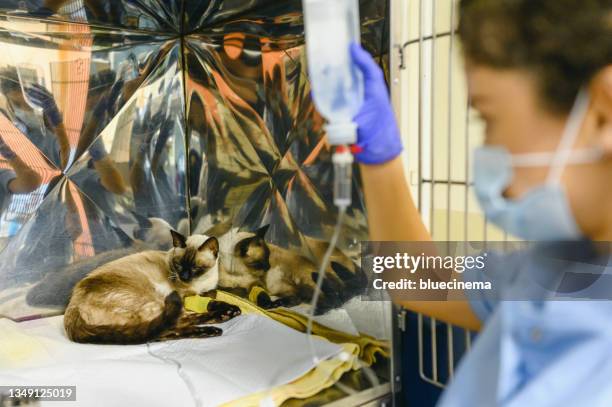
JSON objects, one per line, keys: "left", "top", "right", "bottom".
{"left": 169, "top": 230, "right": 219, "bottom": 283}
{"left": 234, "top": 225, "right": 271, "bottom": 271}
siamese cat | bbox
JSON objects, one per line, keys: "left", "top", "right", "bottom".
{"left": 27, "top": 216, "right": 176, "bottom": 308}
{"left": 64, "top": 230, "right": 240, "bottom": 344}
{"left": 218, "top": 225, "right": 367, "bottom": 314}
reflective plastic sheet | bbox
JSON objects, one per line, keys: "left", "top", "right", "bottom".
{"left": 0, "top": 1, "right": 391, "bottom": 403}
{"left": 0, "top": 1, "right": 388, "bottom": 330}
{"left": 0, "top": 0, "right": 178, "bottom": 31}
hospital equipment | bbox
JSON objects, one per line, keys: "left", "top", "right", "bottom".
{"left": 303, "top": 0, "right": 363, "bottom": 147}
{"left": 350, "top": 44, "right": 404, "bottom": 165}
{"left": 301, "top": 1, "right": 370, "bottom": 390}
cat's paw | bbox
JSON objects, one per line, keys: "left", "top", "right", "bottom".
{"left": 331, "top": 262, "right": 368, "bottom": 301}
{"left": 198, "top": 289, "right": 217, "bottom": 299}
{"left": 310, "top": 272, "right": 344, "bottom": 314}
{"left": 270, "top": 296, "right": 302, "bottom": 309}
{"left": 157, "top": 325, "right": 222, "bottom": 341}
{"left": 255, "top": 290, "right": 274, "bottom": 309}
{"left": 255, "top": 291, "right": 298, "bottom": 309}
{"left": 195, "top": 326, "right": 223, "bottom": 337}
{"left": 207, "top": 301, "right": 241, "bottom": 321}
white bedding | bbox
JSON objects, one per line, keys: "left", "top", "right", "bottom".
{"left": 0, "top": 314, "right": 344, "bottom": 407}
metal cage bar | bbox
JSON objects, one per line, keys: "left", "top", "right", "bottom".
{"left": 395, "top": 0, "right": 490, "bottom": 390}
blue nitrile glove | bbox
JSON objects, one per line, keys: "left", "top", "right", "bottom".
{"left": 0, "top": 137, "right": 16, "bottom": 160}
{"left": 89, "top": 138, "right": 108, "bottom": 162}
{"left": 25, "top": 84, "right": 63, "bottom": 128}
{"left": 350, "top": 43, "right": 403, "bottom": 165}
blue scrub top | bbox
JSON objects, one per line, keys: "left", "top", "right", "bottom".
{"left": 438, "top": 244, "right": 612, "bottom": 407}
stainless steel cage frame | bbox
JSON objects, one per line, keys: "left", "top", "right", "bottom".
{"left": 390, "top": 0, "right": 509, "bottom": 391}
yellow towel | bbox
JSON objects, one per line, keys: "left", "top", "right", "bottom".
{"left": 220, "top": 343, "right": 360, "bottom": 407}
{"left": 184, "top": 290, "right": 389, "bottom": 365}
{"left": 184, "top": 290, "right": 390, "bottom": 407}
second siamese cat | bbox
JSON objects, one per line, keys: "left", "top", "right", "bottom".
{"left": 218, "top": 225, "right": 367, "bottom": 314}
{"left": 64, "top": 230, "right": 240, "bottom": 344}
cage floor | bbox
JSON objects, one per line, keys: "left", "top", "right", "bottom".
{"left": 0, "top": 313, "right": 344, "bottom": 406}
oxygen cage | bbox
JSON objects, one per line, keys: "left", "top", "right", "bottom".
{"left": 0, "top": 1, "right": 399, "bottom": 406}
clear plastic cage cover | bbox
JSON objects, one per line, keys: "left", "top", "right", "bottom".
{"left": 0, "top": 1, "right": 392, "bottom": 402}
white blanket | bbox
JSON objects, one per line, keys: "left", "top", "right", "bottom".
{"left": 0, "top": 314, "right": 343, "bottom": 407}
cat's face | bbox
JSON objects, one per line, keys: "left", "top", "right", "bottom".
{"left": 169, "top": 230, "right": 219, "bottom": 283}
{"left": 233, "top": 225, "right": 270, "bottom": 271}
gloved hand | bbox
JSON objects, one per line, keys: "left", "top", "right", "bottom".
{"left": 25, "top": 84, "right": 62, "bottom": 128}
{"left": 350, "top": 43, "right": 403, "bottom": 165}
{"left": 0, "top": 136, "right": 16, "bottom": 160}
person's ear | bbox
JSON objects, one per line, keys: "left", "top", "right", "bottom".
{"left": 590, "top": 65, "right": 612, "bottom": 156}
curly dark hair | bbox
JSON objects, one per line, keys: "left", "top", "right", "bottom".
{"left": 458, "top": 0, "right": 612, "bottom": 114}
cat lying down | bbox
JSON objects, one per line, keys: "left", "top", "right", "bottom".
{"left": 64, "top": 230, "right": 241, "bottom": 344}
{"left": 28, "top": 220, "right": 367, "bottom": 316}
{"left": 218, "top": 225, "right": 368, "bottom": 315}
{"left": 29, "top": 218, "right": 366, "bottom": 343}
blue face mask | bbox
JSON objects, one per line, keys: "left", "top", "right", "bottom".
{"left": 473, "top": 90, "right": 603, "bottom": 241}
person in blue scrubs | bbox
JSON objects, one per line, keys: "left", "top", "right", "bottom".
{"left": 350, "top": 1, "right": 612, "bottom": 406}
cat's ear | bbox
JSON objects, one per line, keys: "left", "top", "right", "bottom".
{"left": 199, "top": 236, "right": 219, "bottom": 257}
{"left": 170, "top": 230, "right": 187, "bottom": 248}
{"left": 255, "top": 224, "right": 270, "bottom": 238}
